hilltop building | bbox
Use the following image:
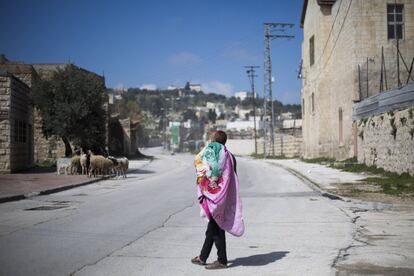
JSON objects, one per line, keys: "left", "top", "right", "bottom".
{"left": 189, "top": 84, "right": 202, "bottom": 92}
{"left": 234, "top": 91, "right": 253, "bottom": 101}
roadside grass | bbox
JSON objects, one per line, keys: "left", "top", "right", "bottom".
{"left": 250, "top": 153, "right": 295, "bottom": 159}
{"left": 361, "top": 173, "right": 414, "bottom": 196}
{"left": 35, "top": 160, "right": 56, "bottom": 168}
{"left": 302, "top": 156, "right": 414, "bottom": 196}
{"left": 333, "top": 161, "right": 414, "bottom": 196}
{"left": 300, "top": 157, "right": 336, "bottom": 164}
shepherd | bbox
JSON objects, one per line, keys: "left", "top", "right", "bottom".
{"left": 191, "top": 130, "right": 244, "bottom": 269}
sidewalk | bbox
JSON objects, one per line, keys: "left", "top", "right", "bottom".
{"left": 0, "top": 167, "right": 104, "bottom": 203}
{"left": 0, "top": 159, "right": 152, "bottom": 203}
{"left": 265, "top": 158, "right": 366, "bottom": 196}
{"left": 262, "top": 158, "right": 414, "bottom": 275}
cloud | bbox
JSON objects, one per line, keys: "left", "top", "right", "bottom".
{"left": 169, "top": 52, "right": 202, "bottom": 67}
{"left": 202, "top": 81, "right": 234, "bottom": 97}
{"left": 140, "top": 83, "right": 158, "bottom": 90}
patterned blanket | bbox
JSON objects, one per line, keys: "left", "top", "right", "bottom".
{"left": 194, "top": 142, "right": 244, "bottom": 237}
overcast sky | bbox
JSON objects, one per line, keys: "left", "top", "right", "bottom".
{"left": 0, "top": 0, "right": 304, "bottom": 104}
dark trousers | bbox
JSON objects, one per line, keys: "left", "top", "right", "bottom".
{"left": 199, "top": 218, "right": 227, "bottom": 265}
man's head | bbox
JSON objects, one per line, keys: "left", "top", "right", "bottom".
{"left": 211, "top": 130, "right": 227, "bottom": 145}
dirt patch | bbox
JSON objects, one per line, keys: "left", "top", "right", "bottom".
{"left": 333, "top": 183, "right": 414, "bottom": 205}
{"left": 336, "top": 262, "right": 414, "bottom": 276}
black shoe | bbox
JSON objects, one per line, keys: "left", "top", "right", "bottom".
{"left": 191, "top": 256, "right": 206, "bottom": 266}
{"left": 205, "top": 260, "right": 227, "bottom": 269}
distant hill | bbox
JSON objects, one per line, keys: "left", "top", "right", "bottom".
{"left": 107, "top": 87, "right": 301, "bottom": 119}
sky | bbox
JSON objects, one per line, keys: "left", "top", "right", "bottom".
{"left": 0, "top": 0, "right": 304, "bottom": 104}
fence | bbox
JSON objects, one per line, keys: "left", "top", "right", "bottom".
{"left": 358, "top": 44, "right": 414, "bottom": 101}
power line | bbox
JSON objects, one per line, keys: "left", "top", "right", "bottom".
{"left": 245, "top": 65, "right": 260, "bottom": 155}
{"left": 263, "top": 23, "right": 294, "bottom": 157}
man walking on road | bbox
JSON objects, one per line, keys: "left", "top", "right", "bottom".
{"left": 192, "top": 130, "right": 244, "bottom": 269}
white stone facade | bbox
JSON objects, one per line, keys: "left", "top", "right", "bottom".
{"left": 301, "top": 0, "right": 414, "bottom": 160}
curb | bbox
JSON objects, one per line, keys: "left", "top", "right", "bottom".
{"left": 267, "top": 161, "right": 344, "bottom": 201}
{"left": 0, "top": 176, "right": 109, "bottom": 204}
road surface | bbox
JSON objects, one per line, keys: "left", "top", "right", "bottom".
{"left": 0, "top": 148, "right": 353, "bottom": 275}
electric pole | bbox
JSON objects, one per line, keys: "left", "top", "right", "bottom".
{"left": 263, "top": 22, "right": 294, "bottom": 157}
{"left": 245, "top": 65, "right": 260, "bottom": 155}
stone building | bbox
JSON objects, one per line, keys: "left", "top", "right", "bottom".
{"left": 0, "top": 70, "right": 34, "bottom": 173}
{"left": 300, "top": 0, "right": 414, "bottom": 159}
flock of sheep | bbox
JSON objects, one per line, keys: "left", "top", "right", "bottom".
{"left": 68, "top": 150, "right": 129, "bottom": 178}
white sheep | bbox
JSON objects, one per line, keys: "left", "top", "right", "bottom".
{"left": 88, "top": 151, "right": 116, "bottom": 177}
{"left": 80, "top": 153, "right": 88, "bottom": 175}
{"left": 70, "top": 155, "right": 81, "bottom": 174}
{"left": 57, "top": 158, "right": 71, "bottom": 175}
{"left": 108, "top": 156, "right": 129, "bottom": 178}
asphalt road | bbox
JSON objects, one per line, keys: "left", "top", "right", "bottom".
{"left": 0, "top": 148, "right": 353, "bottom": 275}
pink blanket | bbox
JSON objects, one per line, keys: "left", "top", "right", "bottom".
{"left": 195, "top": 143, "right": 244, "bottom": 237}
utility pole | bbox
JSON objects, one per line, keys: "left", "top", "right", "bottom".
{"left": 263, "top": 22, "right": 294, "bottom": 157}
{"left": 245, "top": 66, "right": 260, "bottom": 155}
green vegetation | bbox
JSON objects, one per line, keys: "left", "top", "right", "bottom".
{"left": 331, "top": 161, "right": 414, "bottom": 196}
{"left": 35, "top": 160, "right": 56, "bottom": 168}
{"left": 336, "top": 163, "right": 386, "bottom": 174}
{"left": 361, "top": 173, "right": 414, "bottom": 196}
{"left": 300, "top": 155, "right": 414, "bottom": 196}
{"left": 32, "top": 65, "right": 107, "bottom": 156}
{"left": 107, "top": 87, "right": 302, "bottom": 122}
{"left": 251, "top": 153, "right": 294, "bottom": 159}
{"left": 300, "top": 157, "right": 336, "bottom": 164}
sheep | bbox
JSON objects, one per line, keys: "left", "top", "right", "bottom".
{"left": 118, "top": 157, "right": 129, "bottom": 178}
{"left": 80, "top": 153, "right": 88, "bottom": 175}
{"left": 88, "top": 151, "right": 116, "bottom": 177}
{"left": 70, "top": 155, "right": 81, "bottom": 174}
{"left": 57, "top": 158, "right": 71, "bottom": 175}
{"left": 107, "top": 156, "right": 129, "bottom": 178}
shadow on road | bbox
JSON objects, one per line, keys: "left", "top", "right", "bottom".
{"left": 228, "top": 251, "right": 289, "bottom": 267}
{"left": 127, "top": 169, "right": 155, "bottom": 174}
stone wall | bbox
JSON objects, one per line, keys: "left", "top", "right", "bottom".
{"left": 228, "top": 130, "right": 303, "bottom": 157}
{"left": 257, "top": 132, "right": 303, "bottom": 158}
{"left": 33, "top": 109, "right": 65, "bottom": 162}
{"left": 0, "top": 73, "right": 33, "bottom": 173}
{"left": 301, "top": 0, "right": 414, "bottom": 160}
{"left": 357, "top": 107, "right": 414, "bottom": 175}
{"left": 0, "top": 75, "right": 11, "bottom": 173}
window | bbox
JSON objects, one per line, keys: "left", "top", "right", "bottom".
{"left": 339, "top": 108, "right": 343, "bottom": 145}
{"left": 13, "top": 120, "right": 27, "bottom": 143}
{"left": 387, "top": 4, "right": 404, "bottom": 39}
{"left": 311, "top": 93, "right": 315, "bottom": 113}
{"left": 14, "top": 121, "right": 18, "bottom": 142}
{"left": 309, "top": 36, "right": 315, "bottom": 66}
{"left": 302, "top": 99, "right": 305, "bottom": 117}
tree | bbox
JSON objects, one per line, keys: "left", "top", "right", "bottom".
{"left": 208, "top": 109, "right": 217, "bottom": 123}
{"left": 32, "top": 65, "right": 107, "bottom": 156}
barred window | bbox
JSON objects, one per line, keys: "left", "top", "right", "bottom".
{"left": 387, "top": 4, "right": 404, "bottom": 40}
{"left": 14, "top": 120, "right": 27, "bottom": 143}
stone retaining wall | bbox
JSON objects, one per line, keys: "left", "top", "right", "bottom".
{"left": 357, "top": 107, "right": 414, "bottom": 175}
